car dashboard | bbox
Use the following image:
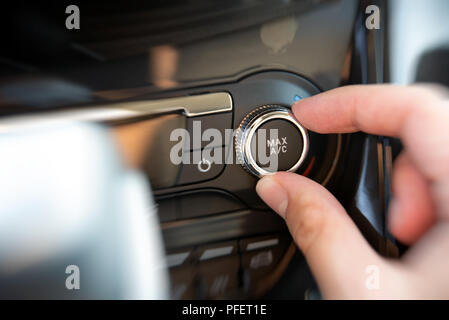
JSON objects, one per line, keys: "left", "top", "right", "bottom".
{"left": 2, "top": 0, "right": 448, "bottom": 300}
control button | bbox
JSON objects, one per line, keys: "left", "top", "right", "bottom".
{"left": 179, "top": 190, "right": 244, "bottom": 219}
{"left": 197, "top": 158, "right": 211, "bottom": 172}
{"left": 241, "top": 247, "right": 284, "bottom": 280}
{"left": 198, "top": 256, "right": 239, "bottom": 299}
{"left": 195, "top": 241, "right": 238, "bottom": 261}
{"left": 240, "top": 235, "right": 291, "bottom": 289}
{"left": 235, "top": 105, "right": 309, "bottom": 177}
{"left": 177, "top": 147, "right": 225, "bottom": 185}
{"left": 186, "top": 112, "right": 233, "bottom": 150}
{"left": 248, "top": 250, "right": 274, "bottom": 269}
{"left": 253, "top": 119, "right": 303, "bottom": 170}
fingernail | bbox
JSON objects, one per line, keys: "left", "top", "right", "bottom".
{"left": 256, "top": 175, "right": 288, "bottom": 218}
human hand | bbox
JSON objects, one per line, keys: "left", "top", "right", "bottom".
{"left": 256, "top": 84, "right": 449, "bottom": 299}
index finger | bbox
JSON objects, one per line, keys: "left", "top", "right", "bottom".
{"left": 292, "top": 84, "right": 449, "bottom": 182}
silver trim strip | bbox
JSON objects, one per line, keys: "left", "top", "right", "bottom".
{"left": 116, "top": 92, "right": 233, "bottom": 118}
{"left": 0, "top": 92, "right": 233, "bottom": 132}
{"left": 166, "top": 252, "right": 190, "bottom": 268}
{"left": 246, "top": 238, "right": 279, "bottom": 251}
{"left": 199, "top": 246, "right": 234, "bottom": 261}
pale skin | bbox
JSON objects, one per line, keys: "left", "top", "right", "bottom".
{"left": 256, "top": 84, "right": 449, "bottom": 299}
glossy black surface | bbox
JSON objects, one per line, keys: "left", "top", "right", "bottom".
{"left": 0, "top": 0, "right": 358, "bottom": 115}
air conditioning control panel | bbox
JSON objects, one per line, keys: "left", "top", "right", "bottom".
{"left": 117, "top": 70, "right": 344, "bottom": 299}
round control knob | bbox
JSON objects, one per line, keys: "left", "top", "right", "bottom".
{"left": 235, "top": 105, "right": 309, "bottom": 177}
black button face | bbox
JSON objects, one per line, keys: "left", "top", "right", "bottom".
{"left": 250, "top": 119, "right": 304, "bottom": 172}
{"left": 197, "top": 256, "right": 240, "bottom": 299}
{"left": 177, "top": 147, "right": 225, "bottom": 185}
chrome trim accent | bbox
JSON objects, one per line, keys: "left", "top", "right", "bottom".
{"left": 166, "top": 252, "right": 190, "bottom": 268}
{"left": 117, "top": 92, "right": 233, "bottom": 118}
{"left": 199, "top": 246, "right": 234, "bottom": 261}
{"left": 0, "top": 92, "right": 232, "bottom": 132}
{"left": 246, "top": 238, "right": 279, "bottom": 251}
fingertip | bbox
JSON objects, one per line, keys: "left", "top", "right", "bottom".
{"left": 256, "top": 175, "right": 288, "bottom": 218}
{"left": 291, "top": 100, "right": 301, "bottom": 114}
{"left": 291, "top": 98, "right": 312, "bottom": 123}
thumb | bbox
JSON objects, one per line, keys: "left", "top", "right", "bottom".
{"left": 256, "top": 172, "right": 391, "bottom": 299}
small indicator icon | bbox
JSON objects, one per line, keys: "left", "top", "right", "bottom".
{"left": 197, "top": 158, "right": 212, "bottom": 173}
